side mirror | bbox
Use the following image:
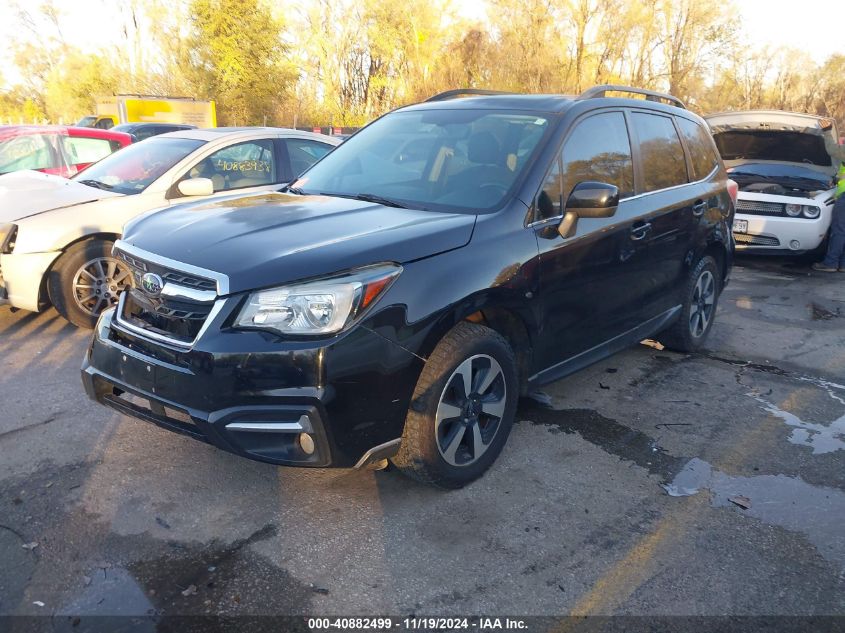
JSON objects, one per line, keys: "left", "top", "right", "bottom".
{"left": 558, "top": 181, "right": 620, "bottom": 239}
{"left": 177, "top": 177, "right": 215, "bottom": 197}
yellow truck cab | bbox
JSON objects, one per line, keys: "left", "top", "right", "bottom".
{"left": 90, "top": 95, "right": 217, "bottom": 129}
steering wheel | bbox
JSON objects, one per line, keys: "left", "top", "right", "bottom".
{"left": 479, "top": 183, "right": 508, "bottom": 198}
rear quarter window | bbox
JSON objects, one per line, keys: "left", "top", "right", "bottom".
{"left": 676, "top": 117, "right": 719, "bottom": 180}
{"left": 631, "top": 112, "right": 688, "bottom": 192}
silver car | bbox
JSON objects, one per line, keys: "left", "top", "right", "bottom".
{"left": 0, "top": 128, "right": 339, "bottom": 327}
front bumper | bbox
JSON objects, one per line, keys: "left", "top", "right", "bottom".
{"left": 0, "top": 251, "right": 62, "bottom": 311}
{"left": 81, "top": 307, "right": 423, "bottom": 468}
{"left": 732, "top": 212, "right": 829, "bottom": 254}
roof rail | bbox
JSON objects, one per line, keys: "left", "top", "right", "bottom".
{"left": 425, "top": 89, "right": 516, "bottom": 102}
{"left": 578, "top": 85, "right": 686, "bottom": 110}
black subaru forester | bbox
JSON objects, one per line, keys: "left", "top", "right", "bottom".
{"left": 82, "top": 86, "right": 735, "bottom": 488}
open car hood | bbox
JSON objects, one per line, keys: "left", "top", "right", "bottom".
{"left": 0, "top": 170, "right": 122, "bottom": 223}
{"left": 704, "top": 111, "right": 841, "bottom": 177}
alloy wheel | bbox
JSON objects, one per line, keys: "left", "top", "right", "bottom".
{"left": 435, "top": 354, "right": 507, "bottom": 467}
{"left": 689, "top": 270, "right": 715, "bottom": 338}
{"left": 72, "top": 256, "right": 132, "bottom": 317}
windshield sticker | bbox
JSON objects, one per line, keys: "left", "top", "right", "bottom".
{"left": 215, "top": 159, "right": 272, "bottom": 173}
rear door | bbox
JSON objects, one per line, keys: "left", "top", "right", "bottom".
{"left": 675, "top": 114, "right": 725, "bottom": 269}
{"left": 282, "top": 137, "right": 336, "bottom": 179}
{"left": 533, "top": 109, "right": 653, "bottom": 371}
{"left": 627, "top": 111, "right": 701, "bottom": 312}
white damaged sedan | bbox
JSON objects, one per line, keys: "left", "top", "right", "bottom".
{"left": 705, "top": 111, "right": 842, "bottom": 256}
{"left": 0, "top": 128, "right": 338, "bottom": 327}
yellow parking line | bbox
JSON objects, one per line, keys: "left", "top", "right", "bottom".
{"left": 562, "top": 377, "right": 785, "bottom": 621}
{"left": 567, "top": 496, "right": 704, "bottom": 618}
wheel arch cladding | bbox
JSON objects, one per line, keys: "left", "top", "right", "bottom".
{"left": 416, "top": 301, "right": 535, "bottom": 396}
{"left": 703, "top": 240, "right": 728, "bottom": 283}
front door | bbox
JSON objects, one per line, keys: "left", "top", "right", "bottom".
{"left": 533, "top": 110, "right": 653, "bottom": 373}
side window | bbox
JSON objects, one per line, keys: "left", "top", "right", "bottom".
{"left": 0, "top": 134, "right": 54, "bottom": 173}
{"left": 537, "top": 158, "right": 563, "bottom": 220}
{"left": 676, "top": 116, "right": 720, "bottom": 180}
{"left": 134, "top": 127, "right": 158, "bottom": 141}
{"left": 63, "top": 136, "right": 114, "bottom": 165}
{"left": 631, "top": 113, "right": 688, "bottom": 192}
{"left": 561, "top": 112, "right": 634, "bottom": 200}
{"left": 285, "top": 138, "right": 333, "bottom": 177}
{"left": 187, "top": 140, "right": 277, "bottom": 193}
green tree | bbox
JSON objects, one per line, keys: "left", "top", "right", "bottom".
{"left": 186, "top": 0, "right": 295, "bottom": 125}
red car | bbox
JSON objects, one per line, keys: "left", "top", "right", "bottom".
{"left": 0, "top": 125, "right": 133, "bottom": 178}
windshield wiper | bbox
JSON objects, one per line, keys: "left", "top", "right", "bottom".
{"left": 348, "top": 192, "right": 408, "bottom": 208}
{"left": 283, "top": 184, "right": 305, "bottom": 194}
{"left": 78, "top": 179, "right": 113, "bottom": 191}
{"left": 729, "top": 171, "right": 773, "bottom": 180}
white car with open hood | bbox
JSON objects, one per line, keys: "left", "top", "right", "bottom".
{"left": 704, "top": 111, "right": 842, "bottom": 255}
{"left": 0, "top": 128, "right": 339, "bottom": 327}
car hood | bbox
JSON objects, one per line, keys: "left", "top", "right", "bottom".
{"left": 704, "top": 111, "right": 840, "bottom": 176}
{"left": 122, "top": 192, "right": 477, "bottom": 293}
{"left": 0, "top": 170, "right": 122, "bottom": 222}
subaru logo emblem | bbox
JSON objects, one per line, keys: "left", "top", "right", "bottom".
{"left": 141, "top": 272, "right": 164, "bottom": 297}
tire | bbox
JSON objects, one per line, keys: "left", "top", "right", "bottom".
{"left": 391, "top": 322, "right": 518, "bottom": 488}
{"left": 658, "top": 255, "right": 720, "bottom": 353}
{"left": 48, "top": 239, "right": 132, "bottom": 328}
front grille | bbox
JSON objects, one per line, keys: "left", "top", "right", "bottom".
{"left": 161, "top": 271, "right": 216, "bottom": 291}
{"left": 736, "top": 200, "right": 785, "bottom": 216}
{"left": 114, "top": 247, "right": 218, "bottom": 345}
{"left": 734, "top": 233, "right": 780, "bottom": 246}
{"left": 121, "top": 288, "right": 212, "bottom": 344}
{"left": 115, "top": 249, "right": 217, "bottom": 292}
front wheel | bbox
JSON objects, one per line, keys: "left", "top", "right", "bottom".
{"left": 48, "top": 239, "right": 132, "bottom": 328}
{"left": 658, "top": 255, "right": 720, "bottom": 353}
{"left": 391, "top": 322, "right": 518, "bottom": 488}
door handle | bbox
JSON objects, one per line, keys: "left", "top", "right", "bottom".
{"left": 630, "top": 222, "right": 652, "bottom": 241}
{"left": 692, "top": 201, "right": 707, "bottom": 217}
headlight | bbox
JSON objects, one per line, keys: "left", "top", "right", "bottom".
{"left": 0, "top": 223, "right": 17, "bottom": 254}
{"left": 802, "top": 205, "right": 820, "bottom": 219}
{"left": 235, "top": 263, "right": 401, "bottom": 336}
{"left": 784, "top": 204, "right": 802, "bottom": 217}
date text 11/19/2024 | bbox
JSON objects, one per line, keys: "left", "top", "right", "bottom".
{"left": 307, "top": 617, "right": 529, "bottom": 630}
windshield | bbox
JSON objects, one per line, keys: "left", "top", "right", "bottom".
{"left": 0, "top": 134, "right": 56, "bottom": 174}
{"left": 293, "top": 109, "right": 552, "bottom": 212}
{"left": 713, "top": 131, "right": 832, "bottom": 166}
{"left": 71, "top": 136, "right": 205, "bottom": 195}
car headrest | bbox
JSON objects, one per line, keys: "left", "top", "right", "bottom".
{"left": 468, "top": 131, "right": 501, "bottom": 165}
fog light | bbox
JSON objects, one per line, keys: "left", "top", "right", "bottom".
{"left": 789, "top": 240, "right": 801, "bottom": 250}
{"left": 299, "top": 433, "right": 315, "bottom": 455}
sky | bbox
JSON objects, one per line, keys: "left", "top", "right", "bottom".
{"left": 1, "top": 0, "right": 844, "bottom": 89}
{"left": 736, "top": 0, "right": 845, "bottom": 63}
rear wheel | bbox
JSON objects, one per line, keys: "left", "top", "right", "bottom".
{"left": 391, "top": 322, "right": 518, "bottom": 488}
{"left": 49, "top": 239, "right": 132, "bottom": 328}
{"left": 658, "top": 255, "right": 720, "bottom": 353}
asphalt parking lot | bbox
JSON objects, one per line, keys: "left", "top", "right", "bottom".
{"left": 1, "top": 256, "right": 844, "bottom": 624}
